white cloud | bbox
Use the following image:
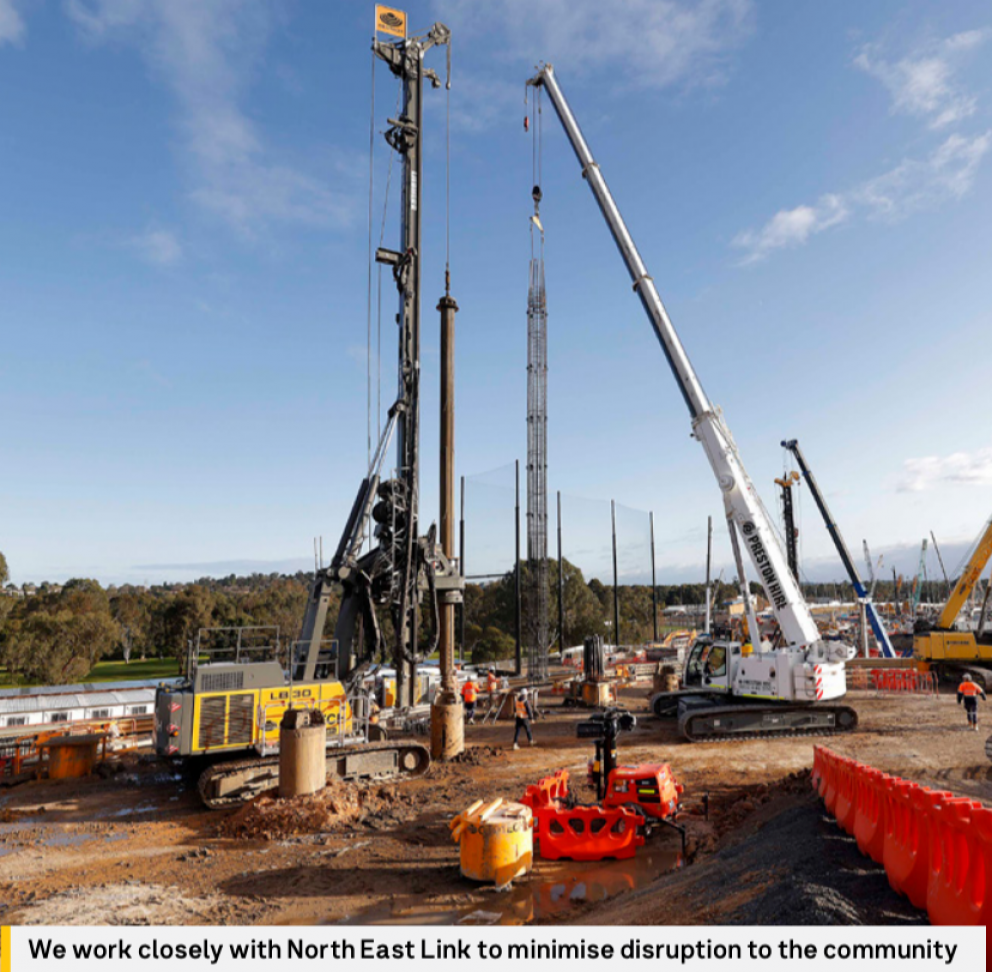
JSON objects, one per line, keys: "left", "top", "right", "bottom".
{"left": 734, "top": 27, "right": 991, "bottom": 265}
{"left": 65, "top": 0, "right": 358, "bottom": 235}
{"left": 732, "top": 194, "right": 848, "bottom": 264}
{"left": 855, "top": 31, "right": 989, "bottom": 130}
{"left": 898, "top": 447, "right": 992, "bottom": 492}
{"left": 437, "top": 0, "right": 754, "bottom": 89}
{"left": 856, "top": 131, "right": 991, "bottom": 216}
{"left": 0, "top": 0, "right": 25, "bottom": 46}
{"left": 735, "top": 130, "right": 991, "bottom": 262}
{"left": 127, "top": 227, "right": 182, "bottom": 266}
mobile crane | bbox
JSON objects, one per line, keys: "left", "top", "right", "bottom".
{"left": 914, "top": 513, "right": 992, "bottom": 690}
{"left": 781, "top": 439, "right": 897, "bottom": 659}
{"left": 155, "top": 21, "right": 460, "bottom": 806}
{"left": 527, "top": 65, "right": 857, "bottom": 741}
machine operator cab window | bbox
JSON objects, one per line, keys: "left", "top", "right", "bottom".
{"left": 684, "top": 637, "right": 712, "bottom": 687}
{"left": 685, "top": 637, "right": 736, "bottom": 691}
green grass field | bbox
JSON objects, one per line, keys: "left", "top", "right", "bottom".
{"left": 0, "top": 656, "right": 180, "bottom": 690}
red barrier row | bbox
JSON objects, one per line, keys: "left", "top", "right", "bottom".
{"left": 532, "top": 803, "right": 645, "bottom": 861}
{"left": 520, "top": 769, "right": 644, "bottom": 860}
{"left": 813, "top": 747, "right": 990, "bottom": 926}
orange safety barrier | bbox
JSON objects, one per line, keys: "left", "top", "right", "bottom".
{"left": 534, "top": 804, "right": 645, "bottom": 861}
{"left": 822, "top": 750, "right": 840, "bottom": 816}
{"left": 813, "top": 746, "right": 989, "bottom": 926}
{"left": 975, "top": 808, "right": 992, "bottom": 926}
{"left": 926, "top": 796, "right": 986, "bottom": 926}
{"left": 520, "top": 770, "right": 570, "bottom": 812}
{"left": 834, "top": 756, "right": 858, "bottom": 835}
{"left": 885, "top": 783, "right": 954, "bottom": 910}
{"left": 853, "top": 766, "right": 889, "bottom": 863}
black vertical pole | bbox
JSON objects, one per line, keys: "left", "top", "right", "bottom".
{"left": 515, "top": 459, "right": 522, "bottom": 676}
{"left": 650, "top": 511, "right": 658, "bottom": 643}
{"left": 611, "top": 500, "right": 620, "bottom": 649}
{"left": 705, "top": 514, "right": 713, "bottom": 635}
{"left": 459, "top": 475, "right": 466, "bottom": 666}
{"left": 557, "top": 490, "right": 564, "bottom": 653}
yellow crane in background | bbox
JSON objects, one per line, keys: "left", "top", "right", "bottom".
{"left": 914, "top": 514, "right": 992, "bottom": 689}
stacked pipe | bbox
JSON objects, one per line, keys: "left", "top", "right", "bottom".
{"left": 812, "top": 746, "right": 991, "bottom": 926}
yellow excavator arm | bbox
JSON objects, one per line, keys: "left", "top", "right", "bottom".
{"left": 938, "top": 514, "right": 992, "bottom": 629}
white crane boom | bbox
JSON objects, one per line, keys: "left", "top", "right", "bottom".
{"left": 529, "top": 64, "right": 823, "bottom": 652}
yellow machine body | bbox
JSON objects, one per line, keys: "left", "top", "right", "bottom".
{"left": 916, "top": 631, "right": 992, "bottom": 665}
{"left": 189, "top": 680, "right": 350, "bottom": 755}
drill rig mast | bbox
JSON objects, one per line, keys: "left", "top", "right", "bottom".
{"left": 154, "top": 22, "right": 457, "bottom": 805}
{"left": 298, "top": 22, "right": 457, "bottom": 707}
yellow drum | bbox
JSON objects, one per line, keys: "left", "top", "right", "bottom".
{"left": 450, "top": 799, "right": 533, "bottom": 886}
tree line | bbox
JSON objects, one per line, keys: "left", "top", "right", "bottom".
{"left": 1, "top": 543, "right": 929, "bottom": 686}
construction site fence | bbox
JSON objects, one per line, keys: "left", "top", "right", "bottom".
{"left": 845, "top": 667, "right": 938, "bottom": 696}
{"left": 812, "top": 746, "right": 990, "bottom": 926}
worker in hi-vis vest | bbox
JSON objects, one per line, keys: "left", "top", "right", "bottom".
{"left": 512, "top": 688, "right": 536, "bottom": 750}
{"left": 486, "top": 668, "right": 498, "bottom": 695}
{"left": 957, "top": 675, "right": 987, "bottom": 730}
{"left": 461, "top": 678, "right": 479, "bottom": 724}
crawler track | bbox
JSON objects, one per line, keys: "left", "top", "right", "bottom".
{"left": 678, "top": 704, "right": 859, "bottom": 743}
{"left": 197, "top": 741, "right": 430, "bottom": 809}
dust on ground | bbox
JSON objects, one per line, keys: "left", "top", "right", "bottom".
{"left": 1, "top": 684, "right": 989, "bottom": 925}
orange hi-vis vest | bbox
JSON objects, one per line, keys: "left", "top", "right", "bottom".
{"left": 515, "top": 698, "right": 529, "bottom": 719}
{"left": 960, "top": 681, "right": 983, "bottom": 698}
{"left": 486, "top": 673, "right": 498, "bottom": 692}
{"left": 461, "top": 681, "right": 478, "bottom": 703}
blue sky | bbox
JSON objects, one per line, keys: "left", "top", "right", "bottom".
{"left": 2, "top": 0, "right": 991, "bottom": 588}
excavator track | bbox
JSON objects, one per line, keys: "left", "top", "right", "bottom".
{"left": 197, "top": 741, "right": 430, "bottom": 810}
{"left": 678, "top": 703, "right": 859, "bottom": 743}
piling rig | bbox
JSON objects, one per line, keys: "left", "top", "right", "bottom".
{"left": 155, "top": 22, "right": 463, "bottom": 806}
{"left": 527, "top": 64, "right": 857, "bottom": 741}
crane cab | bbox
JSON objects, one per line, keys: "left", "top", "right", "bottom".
{"left": 683, "top": 638, "right": 738, "bottom": 695}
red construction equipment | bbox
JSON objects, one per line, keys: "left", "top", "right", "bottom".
{"left": 603, "top": 763, "right": 683, "bottom": 821}
{"left": 520, "top": 762, "right": 680, "bottom": 862}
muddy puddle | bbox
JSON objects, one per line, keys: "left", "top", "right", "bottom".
{"left": 329, "top": 847, "right": 682, "bottom": 926}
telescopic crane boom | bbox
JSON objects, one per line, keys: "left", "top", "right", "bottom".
{"left": 781, "top": 439, "right": 897, "bottom": 659}
{"left": 528, "top": 65, "right": 856, "bottom": 741}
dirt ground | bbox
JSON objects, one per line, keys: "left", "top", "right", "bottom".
{"left": 1, "top": 684, "right": 989, "bottom": 926}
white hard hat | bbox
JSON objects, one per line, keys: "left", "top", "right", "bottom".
{"left": 520, "top": 688, "right": 529, "bottom": 697}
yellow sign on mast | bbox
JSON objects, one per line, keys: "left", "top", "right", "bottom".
{"left": 375, "top": 5, "right": 407, "bottom": 38}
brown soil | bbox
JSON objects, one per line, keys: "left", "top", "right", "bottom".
{"left": 218, "top": 782, "right": 403, "bottom": 841}
{"left": 0, "top": 685, "right": 988, "bottom": 925}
